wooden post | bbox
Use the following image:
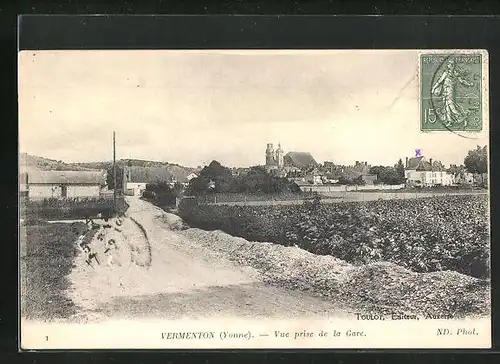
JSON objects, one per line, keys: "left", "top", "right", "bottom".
{"left": 113, "top": 131, "right": 117, "bottom": 213}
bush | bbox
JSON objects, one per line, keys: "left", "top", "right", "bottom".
{"left": 142, "top": 190, "right": 156, "bottom": 199}
{"left": 143, "top": 182, "right": 181, "bottom": 208}
{"left": 21, "top": 197, "right": 125, "bottom": 220}
{"left": 186, "top": 162, "right": 301, "bottom": 195}
{"left": 179, "top": 195, "right": 489, "bottom": 278}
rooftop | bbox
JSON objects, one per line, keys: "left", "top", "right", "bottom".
{"left": 406, "top": 156, "right": 433, "bottom": 171}
{"left": 126, "top": 166, "right": 195, "bottom": 184}
{"left": 23, "top": 170, "right": 106, "bottom": 185}
{"left": 284, "top": 152, "right": 318, "bottom": 169}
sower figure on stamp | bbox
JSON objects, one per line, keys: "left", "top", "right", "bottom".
{"left": 431, "top": 59, "right": 474, "bottom": 127}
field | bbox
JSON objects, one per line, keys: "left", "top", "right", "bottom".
{"left": 179, "top": 194, "right": 490, "bottom": 278}
{"left": 20, "top": 221, "right": 94, "bottom": 320}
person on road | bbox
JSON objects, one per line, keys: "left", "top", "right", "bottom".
{"left": 104, "top": 239, "right": 116, "bottom": 253}
{"left": 114, "top": 217, "right": 123, "bottom": 233}
{"left": 84, "top": 244, "right": 100, "bottom": 268}
{"left": 104, "top": 238, "right": 121, "bottom": 267}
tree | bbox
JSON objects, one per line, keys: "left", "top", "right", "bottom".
{"left": 431, "top": 160, "right": 445, "bottom": 171}
{"left": 201, "top": 160, "right": 233, "bottom": 181}
{"left": 185, "top": 176, "right": 210, "bottom": 196}
{"left": 172, "top": 182, "right": 184, "bottom": 197}
{"left": 106, "top": 165, "right": 124, "bottom": 191}
{"left": 369, "top": 166, "right": 403, "bottom": 185}
{"left": 235, "top": 166, "right": 269, "bottom": 193}
{"left": 201, "top": 161, "right": 233, "bottom": 192}
{"left": 185, "top": 160, "right": 233, "bottom": 195}
{"left": 229, "top": 165, "right": 299, "bottom": 194}
{"left": 464, "top": 145, "right": 488, "bottom": 185}
{"left": 353, "top": 175, "right": 366, "bottom": 185}
{"left": 395, "top": 158, "right": 405, "bottom": 180}
{"left": 144, "top": 181, "right": 180, "bottom": 206}
{"left": 447, "top": 164, "right": 466, "bottom": 175}
{"left": 186, "top": 161, "right": 300, "bottom": 195}
{"left": 337, "top": 176, "right": 354, "bottom": 185}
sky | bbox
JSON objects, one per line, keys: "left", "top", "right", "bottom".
{"left": 18, "top": 50, "right": 489, "bottom": 168}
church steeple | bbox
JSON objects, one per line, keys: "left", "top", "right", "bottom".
{"left": 265, "top": 143, "right": 275, "bottom": 167}
{"left": 276, "top": 143, "right": 284, "bottom": 168}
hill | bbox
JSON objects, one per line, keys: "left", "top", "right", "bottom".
{"left": 118, "top": 159, "right": 198, "bottom": 184}
{"left": 19, "top": 154, "right": 197, "bottom": 183}
{"left": 19, "top": 153, "right": 98, "bottom": 172}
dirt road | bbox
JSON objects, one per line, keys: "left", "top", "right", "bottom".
{"left": 67, "top": 196, "right": 351, "bottom": 322}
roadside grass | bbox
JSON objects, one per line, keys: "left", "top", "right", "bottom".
{"left": 20, "top": 221, "right": 95, "bottom": 321}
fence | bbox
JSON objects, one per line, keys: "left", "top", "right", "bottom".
{"left": 187, "top": 189, "right": 487, "bottom": 207}
{"left": 298, "top": 184, "right": 406, "bottom": 193}
{"left": 194, "top": 191, "right": 317, "bottom": 204}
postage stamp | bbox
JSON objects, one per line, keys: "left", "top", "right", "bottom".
{"left": 420, "top": 52, "right": 483, "bottom": 132}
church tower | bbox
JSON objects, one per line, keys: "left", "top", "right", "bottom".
{"left": 275, "top": 143, "right": 284, "bottom": 168}
{"left": 265, "top": 143, "right": 275, "bottom": 168}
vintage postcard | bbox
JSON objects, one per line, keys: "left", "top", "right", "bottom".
{"left": 19, "top": 49, "right": 490, "bottom": 349}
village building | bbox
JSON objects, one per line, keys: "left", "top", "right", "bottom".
{"left": 304, "top": 167, "right": 324, "bottom": 185}
{"left": 346, "top": 161, "right": 378, "bottom": 185}
{"left": 323, "top": 161, "right": 335, "bottom": 173}
{"left": 123, "top": 167, "right": 173, "bottom": 196}
{"left": 20, "top": 170, "right": 106, "bottom": 200}
{"left": 186, "top": 172, "right": 198, "bottom": 181}
{"left": 321, "top": 173, "right": 340, "bottom": 184}
{"left": 405, "top": 156, "right": 454, "bottom": 187}
{"left": 123, "top": 167, "right": 158, "bottom": 196}
{"left": 283, "top": 151, "right": 318, "bottom": 171}
{"left": 450, "top": 171, "right": 487, "bottom": 186}
{"left": 265, "top": 142, "right": 318, "bottom": 175}
{"left": 452, "top": 172, "right": 475, "bottom": 185}
{"left": 123, "top": 166, "right": 197, "bottom": 196}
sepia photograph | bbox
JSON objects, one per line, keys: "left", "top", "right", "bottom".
{"left": 19, "top": 49, "right": 490, "bottom": 349}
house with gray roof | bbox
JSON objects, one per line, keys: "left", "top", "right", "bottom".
{"left": 337, "top": 161, "right": 377, "bottom": 185}
{"left": 283, "top": 151, "right": 318, "bottom": 170}
{"left": 405, "top": 156, "right": 453, "bottom": 187}
{"left": 21, "top": 170, "right": 107, "bottom": 200}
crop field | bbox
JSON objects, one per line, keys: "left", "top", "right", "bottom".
{"left": 179, "top": 194, "right": 490, "bottom": 278}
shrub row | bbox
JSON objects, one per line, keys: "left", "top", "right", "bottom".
{"left": 21, "top": 197, "right": 127, "bottom": 220}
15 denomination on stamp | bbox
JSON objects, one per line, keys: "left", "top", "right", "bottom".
{"left": 420, "top": 53, "right": 483, "bottom": 132}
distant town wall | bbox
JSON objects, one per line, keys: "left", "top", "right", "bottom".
{"left": 298, "top": 184, "right": 405, "bottom": 193}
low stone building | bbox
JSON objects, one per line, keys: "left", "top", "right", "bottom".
{"left": 21, "top": 170, "right": 106, "bottom": 200}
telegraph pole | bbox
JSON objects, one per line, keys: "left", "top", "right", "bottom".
{"left": 113, "top": 131, "right": 117, "bottom": 213}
